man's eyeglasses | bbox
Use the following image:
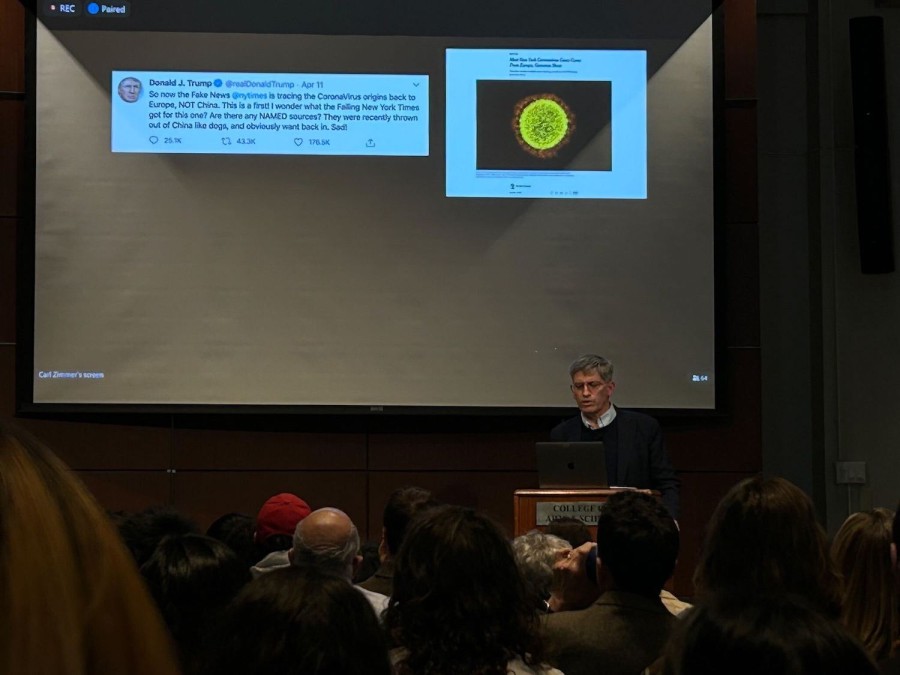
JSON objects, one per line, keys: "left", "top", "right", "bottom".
{"left": 571, "top": 381, "right": 606, "bottom": 392}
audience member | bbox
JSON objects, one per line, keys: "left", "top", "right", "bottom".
{"left": 359, "top": 485, "right": 438, "bottom": 596}
{"left": 250, "top": 505, "right": 388, "bottom": 615}
{"left": 141, "top": 533, "right": 251, "bottom": 673}
{"left": 291, "top": 507, "right": 389, "bottom": 614}
{"left": 543, "top": 490, "right": 678, "bottom": 675}
{"left": 206, "top": 511, "right": 258, "bottom": 570}
{"left": 253, "top": 492, "right": 311, "bottom": 557}
{"left": 0, "top": 421, "right": 181, "bottom": 675}
{"left": 693, "top": 475, "right": 840, "bottom": 615}
{"left": 386, "top": 505, "right": 561, "bottom": 675}
{"left": 117, "top": 504, "right": 199, "bottom": 566}
{"left": 831, "top": 508, "right": 898, "bottom": 661}
{"left": 658, "top": 596, "right": 878, "bottom": 675}
{"left": 512, "top": 531, "right": 572, "bottom": 612}
{"left": 250, "top": 492, "right": 311, "bottom": 577}
{"left": 879, "top": 502, "right": 900, "bottom": 675}
{"left": 547, "top": 516, "right": 594, "bottom": 548}
{"left": 197, "top": 566, "right": 392, "bottom": 675}
{"left": 353, "top": 541, "right": 381, "bottom": 584}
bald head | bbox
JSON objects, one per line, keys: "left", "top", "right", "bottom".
{"left": 291, "top": 507, "right": 360, "bottom": 579}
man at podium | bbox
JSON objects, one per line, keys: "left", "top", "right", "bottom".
{"left": 550, "top": 354, "right": 679, "bottom": 518}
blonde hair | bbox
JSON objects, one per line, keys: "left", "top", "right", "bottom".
{"left": 0, "top": 422, "right": 181, "bottom": 675}
{"left": 831, "top": 508, "right": 899, "bottom": 661}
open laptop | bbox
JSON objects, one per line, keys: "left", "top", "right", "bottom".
{"left": 535, "top": 441, "right": 608, "bottom": 489}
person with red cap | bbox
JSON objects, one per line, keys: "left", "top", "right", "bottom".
{"left": 250, "top": 493, "right": 311, "bottom": 578}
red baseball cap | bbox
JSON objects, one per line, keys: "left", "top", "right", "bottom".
{"left": 254, "top": 493, "right": 311, "bottom": 544}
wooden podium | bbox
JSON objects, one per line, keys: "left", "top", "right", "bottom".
{"left": 513, "top": 488, "right": 659, "bottom": 538}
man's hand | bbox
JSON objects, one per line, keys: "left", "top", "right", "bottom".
{"left": 547, "top": 542, "right": 600, "bottom": 613}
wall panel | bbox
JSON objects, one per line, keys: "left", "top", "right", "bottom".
{"left": 724, "top": 0, "right": 757, "bottom": 100}
{"left": 0, "top": 217, "right": 14, "bottom": 343}
{"left": 172, "top": 470, "right": 368, "bottom": 535}
{"left": 0, "top": 0, "right": 25, "bottom": 91}
{"left": 0, "top": 102, "right": 22, "bottom": 218}
{"left": 0, "top": 344, "right": 15, "bottom": 417}
{"left": 724, "top": 106, "right": 760, "bottom": 224}
{"left": 175, "top": 428, "right": 367, "bottom": 470}
{"left": 20, "top": 418, "right": 173, "bottom": 469}
{"left": 78, "top": 469, "right": 171, "bottom": 513}
{"left": 370, "top": 432, "right": 542, "bottom": 471}
{"left": 724, "top": 223, "right": 761, "bottom": 346}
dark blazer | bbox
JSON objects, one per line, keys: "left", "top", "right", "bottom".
{"left": 357, "top": 561, "right": 393, "bottom": 597}
{"left": 542, "top": 590, "right": 675, "bottom": 675}
{"left": 550, "top": 408, "right": 679, "bottom": 518}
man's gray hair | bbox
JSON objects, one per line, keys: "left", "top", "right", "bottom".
{"left": 511, "top": 531, "right": 573, "bottom": 602}
{"left": 568, "top": 354, "right": 614, "bottom": 382}
{"left": 291, "top": 509, "right": 360, "bottom": 576}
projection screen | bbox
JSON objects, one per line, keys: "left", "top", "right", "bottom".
{"left": 23, "top": 0, "right": 720, "bottom": 411}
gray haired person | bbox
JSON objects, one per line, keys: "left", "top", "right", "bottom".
{"left": 512, "top": 531, "right": 572, "bottom": 612}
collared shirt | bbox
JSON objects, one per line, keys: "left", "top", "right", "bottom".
{"left": 581, "top": 404, "right": 617, "bottom": 431}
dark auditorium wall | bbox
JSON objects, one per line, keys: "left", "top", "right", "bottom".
{"left": 820, "top": 2, "right": 900, "bottom": 525}
{"left": 0, "top": 0, "right": 760, "bottom": 596}
{"left": 757, "top": 0, "right": 900, "bottom": 533}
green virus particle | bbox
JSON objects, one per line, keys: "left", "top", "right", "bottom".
{"left": 512, "top": 93, "right": 576, "bottom": 159}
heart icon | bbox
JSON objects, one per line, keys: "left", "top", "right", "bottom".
{"left": 149, "top": 136, "right": 159, "bottom": 144}
{"left": 293, "top": 138, "right": 303, "bottom": 146}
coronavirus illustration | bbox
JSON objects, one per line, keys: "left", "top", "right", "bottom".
{"left": 512, "top": 93, "right": 576, "bottom": 158}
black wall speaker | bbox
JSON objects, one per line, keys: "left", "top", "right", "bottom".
{"left": 849, "top": 16, "right": 895, "bottom": 274}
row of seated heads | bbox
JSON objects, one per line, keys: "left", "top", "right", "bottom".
{"left": 664, "top": 476, "right": 898, "bottom": 674}
{"left": 128, "top": 471, "right": 900, "bottom": 675}
{"left": 111, "top": 490, "right": 422, "bottom": 672}
{"left": 1, "top": 419, "right": 898, "bottom": 674}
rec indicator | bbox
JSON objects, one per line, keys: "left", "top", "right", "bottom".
{"left": 43, "top": 1, "right": 82, "bottom": 16}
